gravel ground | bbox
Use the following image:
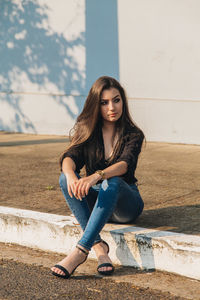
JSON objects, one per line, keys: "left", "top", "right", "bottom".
{"left": 0, "top": 259, "right": 184, "bottom": 300}
{"left": 1, "top": 243, "right": 200, "bottom": 300}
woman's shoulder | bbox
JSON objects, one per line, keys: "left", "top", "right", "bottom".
{"left": 124, "top": 125, "right": 144, "bottom": 140}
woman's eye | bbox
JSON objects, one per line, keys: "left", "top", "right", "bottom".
{"left": 100, "top": 101, "right": 107, "bottom": 105}
{"left": 114, "top": 98, "right": 120, "bottom": 103}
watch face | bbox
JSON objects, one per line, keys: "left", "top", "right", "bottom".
{"left": 96, "top": 170, "right": 105, "bottom": 180}
{"left": 96, "top": 170, "right": 103, "bottom": 178}
{"left": 101, "top": 171, "right": 105, "bottom": 179}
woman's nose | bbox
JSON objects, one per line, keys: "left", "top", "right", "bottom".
{"left": 108, "top": 101, "right": 114, "bottom": 110}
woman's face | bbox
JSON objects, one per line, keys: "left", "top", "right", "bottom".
{"left": 100, "top": 88, "right": 123, "bottom": 124}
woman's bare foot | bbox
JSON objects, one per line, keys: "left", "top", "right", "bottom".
{"left": 93, "top": 241, "right": 113, "bottom": 273}
{"left": 51, "top": 246, "right": 88, "bottom": 277}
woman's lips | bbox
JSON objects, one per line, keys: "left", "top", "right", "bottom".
{"left": 109, "top": 113, "right": 117, "bottom": 117}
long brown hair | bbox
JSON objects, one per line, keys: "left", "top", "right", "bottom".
{"left": 60, "top": 76, "right": 144, "bottom": 169}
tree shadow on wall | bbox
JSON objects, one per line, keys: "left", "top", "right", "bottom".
{"left": 0, "top": 0, "right": 85, "bottom": 133}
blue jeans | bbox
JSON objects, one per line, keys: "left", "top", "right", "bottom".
{"left": 59, "top": 172, "right": 144, "bottom": 251}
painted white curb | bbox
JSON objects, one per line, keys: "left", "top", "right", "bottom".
{"left": 0, "top": 206, "right": 200, "bottom": 280}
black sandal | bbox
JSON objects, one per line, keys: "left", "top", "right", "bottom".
{"left": 52, "top": 245, "right": 88, "bottom": 279}
{"left": 97, "top": 263, "right": 115, "bottom": 276}
{"left": 93, "top": 240, "right": 115, "bottom": 276}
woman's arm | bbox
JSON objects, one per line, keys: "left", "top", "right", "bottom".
{"left": 74, "top": 161, "right": 127, "bottom": 200}
{"left": 99, "top": 161, "right": 128, "bottom": 179}
{"left": 62, "top": 156, "right": 76, "bottom": 175}
{"left": 62, "top": 157, "right": 80, "bottom": 199}
{"left": 60, "top": 142, "right": 86, "bottom": 199}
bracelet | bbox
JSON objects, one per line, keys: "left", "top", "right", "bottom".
{"left": 95, "top": 170, "right": 106, "bottom": 180}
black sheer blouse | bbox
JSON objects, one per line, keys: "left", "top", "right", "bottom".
{"left": 60, "top": 126, "right": 144, "bottom": 184}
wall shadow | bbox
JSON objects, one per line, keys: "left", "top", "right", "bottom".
{"left": 0, "top": 0, "right": 85, "bottom": 133}
{"left": 0, "top": 0, "right": 120, "bottom": 133}
{"left": 85, "top": 0, "right": 119, "bottom": 92}
{"left": 135, "top": 203, "right": 200, "bottom": 236}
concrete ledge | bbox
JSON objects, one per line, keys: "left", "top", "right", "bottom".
{"left": 1, "top": 206, "right": 200, "bottom": 280}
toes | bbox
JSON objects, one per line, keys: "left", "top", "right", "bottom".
{"left": 98, "top": 267, "right": 112, "bottom": 272}
{"left": 51, "top": 267, "right": 65, "bottom": 276}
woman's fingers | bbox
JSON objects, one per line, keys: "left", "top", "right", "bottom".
{"left": 69, "top": 181, "right": 81, "bottom": 200}
{"left": 67, "top": 184, "right": 73, "bottom": 198}
{"left": 85, "top": 183, "right": 90, "bottom": 196}
{"left": 77, "top": 183, "right": 85, "bottom": 200}
{"left": 67, "top": 174, "right": 97, "bottom": 200}
{"left": 72, "top": 182, "right": 80, "bottom": 199}
{"left": 72, "top": 177, "right": 93, "bottom": 200}
{"left": 67, "top": 180, "right": 79, "bottom": 199}
{"left": 80, "top": 183, "right": 91, "bottom": 198}
{"left": 75, "top": 181, "right": 88, "bottom": 200}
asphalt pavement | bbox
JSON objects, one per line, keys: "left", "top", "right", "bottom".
{"left": 1, "top": 242, "right": 199, "bottom": 300}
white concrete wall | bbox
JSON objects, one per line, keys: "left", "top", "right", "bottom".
{"left": 0, "top": 0, "right": 86, "bottom": 135}
{"left": 0, "top": 0, "right": 200, "bottom": 143}
{"left": 118, "top": 0, "right": 200, "bottom": 144}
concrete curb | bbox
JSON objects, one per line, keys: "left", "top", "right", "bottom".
{"left": 1, "top": 206, "right": 200, "bottom": 280}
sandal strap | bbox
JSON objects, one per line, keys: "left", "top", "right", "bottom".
{"left": 93, "top": 239, "right": 102, "bottom": 246}
{"left": 97, "top": 263, "right": 114, "bottom": 269}
{"left": 97, "top": 262, "right": 115, "bottom": 275}
{"left": 76, "top": 245, "right": 89, "bottom": 255}
{"left": 93, "top": 239, "right": 109, "bottom": 254}
{"left": 53, "top": 264, "right": 70, "bottom": 277}
{"left": 102, "top": 240, "right": 109, "bottom": 253}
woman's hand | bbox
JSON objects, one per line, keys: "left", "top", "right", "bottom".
{"left": 74, "top": 173, "right": 100, "bottom": 200}
{"left": 65, "top": 172, "right": 80, "bottom": 199}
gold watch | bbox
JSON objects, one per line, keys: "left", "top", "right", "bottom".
{"left": 95, "top": 170, "right": 106, "bottom": 180}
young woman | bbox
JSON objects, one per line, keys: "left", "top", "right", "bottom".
{"left": 51, "top": 76, "right": 144, "bottom": 279}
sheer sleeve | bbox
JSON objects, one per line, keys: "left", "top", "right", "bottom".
{"left": 116, "top": 130, "right": 144, "bottom": 174}
{"left": 60, "top": 145, "right": 85, "bottom": 173}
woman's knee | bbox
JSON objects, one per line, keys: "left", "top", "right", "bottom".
{"left": 109, "top": 213, "right": 133, "bottom": 224}
{"left": 109, "top": 205, "right": 143, "bottom": 224}
{"left": 107, "top": 176, "right": 123, "bottom": 184}
{"left": 99, "top": 177, "right": 123, "bottom": 195}
{"left": 109, "top": 191, "right": 144, "bottom": 224}
{"left": 105, "top": 176, "right": 124, "bottom": 189}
